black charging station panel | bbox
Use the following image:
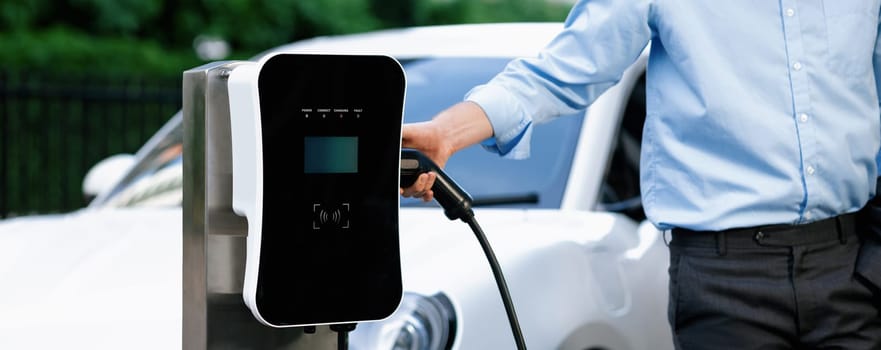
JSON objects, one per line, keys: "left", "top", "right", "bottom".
{"left": 255, "top": 54, "right": 405, "bottom": 326}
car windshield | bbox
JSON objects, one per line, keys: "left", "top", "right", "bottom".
{"left": 91, "top": 57, "right": 583, "bottom": 210}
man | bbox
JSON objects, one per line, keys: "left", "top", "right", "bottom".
{"left": 400, "top": 1, "right": 881, "bottom": 349}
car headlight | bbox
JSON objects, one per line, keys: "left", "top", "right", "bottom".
{"left": 349, "top": 292, "right": 457, "bottom": 350}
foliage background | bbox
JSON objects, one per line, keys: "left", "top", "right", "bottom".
{"left": 0, "top": 0, "right": 572, "bottom": 77}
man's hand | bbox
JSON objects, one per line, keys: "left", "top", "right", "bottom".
{"left": 400, "top": 171, "right": 437, "bottom": 202}
{"left": 399, "top": 120, "right": 446, "bottom": 202}
{"left": 399, "top": 101, "right": 494, "bottom": 202}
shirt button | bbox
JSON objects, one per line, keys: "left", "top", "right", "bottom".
{"left": 793, "top": 61, "right": 803, "bottom": 71}
{"left": 786, "top": 8, "right": 795, "bottom": 17}
{"left": 806, "top": 165, "right": 815, "bottom": 175}
{"left": 799, "top": 113, "right": 809, "bottom": 123}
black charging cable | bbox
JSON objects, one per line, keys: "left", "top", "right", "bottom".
{"left": 330, "top": 323, "right": 357, "bottom": 350}
{"left": 459, "top": 210, "right": 528, "bottom": 350}
{"left": 401, "top": 149, "right": 528, "bottom": 350}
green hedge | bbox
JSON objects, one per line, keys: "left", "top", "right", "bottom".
{"left": 0, "top": 0, "right": 571, "bottom": 76}
{"left": 0, "top": 28, "right": 206, "bottom": 78}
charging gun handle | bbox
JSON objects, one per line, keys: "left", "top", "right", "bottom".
{"left": 400, "top": 148, "right": 474, "bottom": 221}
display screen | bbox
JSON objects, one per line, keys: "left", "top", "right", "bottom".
{"left": 304, "top": 136, "right": 358, "bottom": 173}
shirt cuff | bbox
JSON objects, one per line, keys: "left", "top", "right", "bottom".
{"left": 465, "top": 84, "right": 533, "bottom": 159}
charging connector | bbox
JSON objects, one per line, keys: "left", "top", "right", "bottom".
{"left": 400, "top": 149, "right": 474, "bottom": 221}
{"left": 400, "top": 149, "right": 528, "bottom": 350}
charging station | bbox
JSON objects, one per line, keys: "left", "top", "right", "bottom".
{"left": 183, "top": 51, "right": 525, "bottom": 349}
{"left": 227, "top": 53, "right": 406, "bottom": 327}
{"left": 182, "top": 52, "right": 406, "bottom": 349}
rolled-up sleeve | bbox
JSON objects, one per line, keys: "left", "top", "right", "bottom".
{"left": 465, "top": 0, "right": 653, "bottom": 159}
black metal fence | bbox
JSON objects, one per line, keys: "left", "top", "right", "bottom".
{"left": 0, "top": 70, "right": 182, "bottom": 218}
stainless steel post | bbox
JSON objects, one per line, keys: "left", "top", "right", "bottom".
{"left": 182, "top": 61, "right": 337, "bottom": 350}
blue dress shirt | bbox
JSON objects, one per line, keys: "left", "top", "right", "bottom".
{"left": 466, "top": 0, "right": 881, "bottom": 231}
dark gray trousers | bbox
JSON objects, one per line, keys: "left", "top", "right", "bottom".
{"left": 668, "top": 212, "right": 881, "bottom": 350}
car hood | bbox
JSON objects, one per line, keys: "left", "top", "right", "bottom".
{"left": 0, "top": 207, "right": 652, "bottom": 349}
{"left": 0, "top": 208, "right": 183, "bottom": 349}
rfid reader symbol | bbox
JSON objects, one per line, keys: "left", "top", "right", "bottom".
{"left": 313, "top": 203, "right": 350, "bottom": 230}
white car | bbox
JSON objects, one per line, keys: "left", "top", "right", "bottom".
{"left": 0, "top": 23, "right": 672, "bottom": 350}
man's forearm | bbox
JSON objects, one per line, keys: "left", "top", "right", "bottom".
{"left": 433, "top": 101, "right": 494, "bottom": 155}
